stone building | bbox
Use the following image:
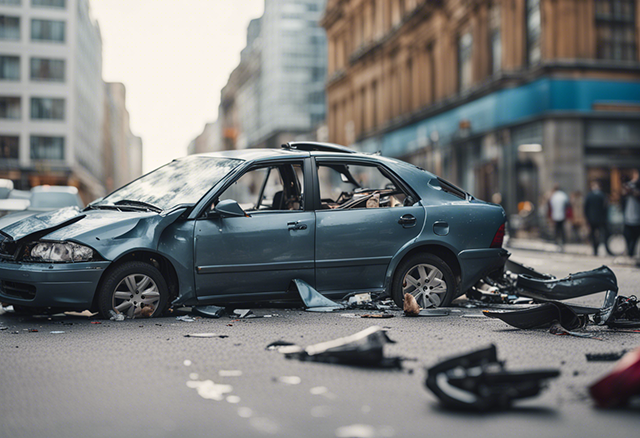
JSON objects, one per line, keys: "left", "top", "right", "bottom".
{"left": 322, "top": 0, "right": 640, "bottom": 232}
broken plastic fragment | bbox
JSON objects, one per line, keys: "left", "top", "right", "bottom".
{"left": 361, "top": 313, "right": 394, "bottom": 319}
{"left": 192, "top": 305, "right": 225, "bottom": 319}
{"left": 586, "top": 351, "right": 628, "bottom": 362}
{"left": 176, "top": 315, "right": 196, "bottom": 322}
{"left": 184, "top": 333, "right": 228, "bottom": 338}
{"left": 425, "top": 344, "right": 560, "bottom": 411}
{"left": 517, "top": 265, "right": 618, "bottom": 301}
{"left": 233, "top": 309, "right": 253, "bottom": 318}
{"left": 292, "top": 279, "right": 343, "bottom": 311}
{"left": 483, "top": 301, "right": 587, "bottom": 330}
{"left": 278, "top": 326, "right": 402, "bottom": 369}
{"left": 109, "top": 310, "right": 125, "bottom": 321}
{"left": 265, "top": 340, "right": 296, "bottom": 350}
{"left": 589, "top": 347, "right": 640, "bottom": 408}
{"left": 417, "top": 309, "right": 450, "bottom": 317}
{"left": 549, "top": 322, "right": 601, "bottom": 340}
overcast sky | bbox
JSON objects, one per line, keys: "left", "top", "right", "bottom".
{"left": 90, "top": 0, "right": 265, "bottom": 172}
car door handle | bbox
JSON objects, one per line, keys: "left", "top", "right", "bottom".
{"left": 287, "top": 221, "right": 307, "bottom": 231}
{"left": 398, "top": 214, "right": 417, "bottom": 227}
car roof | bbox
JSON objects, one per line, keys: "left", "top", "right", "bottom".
{"left": 187, "top": 142, "right": 386, "bottom": 163}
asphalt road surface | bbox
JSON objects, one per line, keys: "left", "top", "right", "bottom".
{"left": 1, "top": 248, "right": 638, "bottom": 438}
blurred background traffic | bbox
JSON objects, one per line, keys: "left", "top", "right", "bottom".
{"left": 1, "top": 0, "right": 640, "bottom": 255}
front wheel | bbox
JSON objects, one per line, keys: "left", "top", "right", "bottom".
{"left": 391, "top": 253, "right": 457, "bottom": 308}
{"left": 96, "top": 261, "right": 168, "bottom": 319}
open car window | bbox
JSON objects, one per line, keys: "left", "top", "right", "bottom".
{"left": 216, "top": 163, "right": 304, "bottom": 212}
{"left": 317, "top": 163, "right": 411, "bottom": 210}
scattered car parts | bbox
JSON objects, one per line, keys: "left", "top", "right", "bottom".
{"left": 425, "top": 344, "right": 560, "bottom": 411}
{"left": 275, "top": 326, "right": 403, "bottom": 369}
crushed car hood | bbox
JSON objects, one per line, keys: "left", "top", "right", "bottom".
{"left": 0, "top": 207, "right": 187, "bottom": 261}
{"left": 0, "top": 207, "right": 84, "bottom": 241}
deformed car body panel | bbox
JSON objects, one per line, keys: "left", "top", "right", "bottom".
{"left": 0, "top": 144, "right": 509, "bottom": 312}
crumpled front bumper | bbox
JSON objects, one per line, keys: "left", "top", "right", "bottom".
{"left": 457, "top": 248, "right": 510, "bottom": 295}
{"left": 0, "top": 260, "right": 110, "bottom": 309}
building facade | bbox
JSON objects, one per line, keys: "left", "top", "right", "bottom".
{"left": 0, "top": 0, "right": 105, "bottom": 203}
{"left": 322, "top": 0, "right": 640, "bottom": 234}
{"left": 216, "top": 0, "right": 328, "bottom": 151}
{"left": 102, "top": 82, "right": 142, "bottom": 193}
{"left": 187, "top": 119, "right": 222, "bottom": 155}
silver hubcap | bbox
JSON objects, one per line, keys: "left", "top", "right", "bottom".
{"left": 112, "top": 274, "right": 160, "bottom": 318}
{"left": 402, "top": 263, "right": 447, "bottom": 308}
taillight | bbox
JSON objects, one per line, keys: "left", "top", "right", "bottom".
{"left": 490, "top": 223, "right": 505, "bottom": 248}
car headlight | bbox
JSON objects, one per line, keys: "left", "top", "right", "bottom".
{"left": 29, "top": 242, "right": 94, "bottom": 262}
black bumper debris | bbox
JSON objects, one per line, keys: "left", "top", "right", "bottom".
{"left": 425, "top": 344, "right": 560, "bottom": 411}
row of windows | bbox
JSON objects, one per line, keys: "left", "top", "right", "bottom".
{"left": 0, "top": 135, "right": 64, "bottom": 160}
{"left": 0, "top": 55, "right": 65, "bottom": 81}
{"left": 0, "top": 96, "right": 65, "bottom": 120}
{"left": 0, "top": 17, "right": 65, "bottom": 43}
{"left": 0, "top": 0, "right": 65, "bottom": 7}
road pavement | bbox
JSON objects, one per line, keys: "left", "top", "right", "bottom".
{"left": 1, "top": 248, "right": 639, "bottom": 438}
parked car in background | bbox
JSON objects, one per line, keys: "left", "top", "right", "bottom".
{"left": 0, "top": 179, "right": 13, "bottom": 199}
{"left": 0, "top": 186, "right": 84, "bottom": 228}
{"left": 0, "top": 142, "right": 507, "bottom": 318}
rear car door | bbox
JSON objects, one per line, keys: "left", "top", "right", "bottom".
{"left": 193, "top": 159, "right": 315, "bottom": 302}
{"left": 314, "top": 159, "right": 425, "bottom": 293}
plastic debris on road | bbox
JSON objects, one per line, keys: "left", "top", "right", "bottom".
{"left": 265, "top": 340, "right": 296, "bottom": 350}
{"left": 109, "top": 310, "right": 125, "bottom": 321}
{"left": 589, "top": 347, "right": 640, "bottom": 408}
{"left": 292, "top": 279, "right": 344, "bottom": 312}
{"left": 176, "top": 315, "right": 196, "bottom": 322}
{"left": 425, "top": 344, "right": 560, "bottom": 411}
{"left": 483, "top": 301, "right": 587, "bottom": 330}
{"left": 192, "top": 305, "right": 225, "bottom": 319}
{"left": 274, "top": 326, "right": 403, "bottom": 369}
{"left": 233, "top": 309, "right": 253, "bottom": 319}
{"left": 184, "top": 333, "right": 229, "bottom": 338}
{"left": 586, "top": 351, "right": 628, "bottom": 362}
{"left": 403, "top": 293, "right": 449, "bottom": 317}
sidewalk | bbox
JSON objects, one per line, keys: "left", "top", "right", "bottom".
{"left": 506, "top": 237, "right": 639, "bottom": 267}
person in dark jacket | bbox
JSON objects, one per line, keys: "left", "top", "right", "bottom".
{"left": 584, "top": 181, "right": 612, "bottom": 256}
{"left": 622, "top": 169, "right": 640, "bottom": 257}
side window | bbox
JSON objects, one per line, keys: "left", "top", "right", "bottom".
{"left": 217, "top": 163, "right": 304, "bottom": 212}
{"left": 317, "top": 163, "right": 411, "bottom": 210}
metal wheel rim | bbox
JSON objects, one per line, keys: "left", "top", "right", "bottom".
{"left": 402, "top": 263, "right": 447, "bottom": 308}
{"left": 112, "top": 274, "right": 160, "bottom": 317}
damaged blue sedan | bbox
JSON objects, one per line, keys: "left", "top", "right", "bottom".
{"left": 0, "top": 142, "right": 507, "bottom": 318}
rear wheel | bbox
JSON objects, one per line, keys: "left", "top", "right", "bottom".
{"left": 96, "top": 261, "right": 168, "bottom": 319}
{"left": 392, "top": 253, "right": 457, "bottom": 308}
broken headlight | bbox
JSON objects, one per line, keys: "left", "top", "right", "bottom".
{"left": 28, "top": 241, "right": 95, "bottom": 262}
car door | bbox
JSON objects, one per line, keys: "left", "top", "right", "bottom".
{"left": 314, "top": 159, "right": 425, "bottom": 293}
{"left": 193, "top": 159, "right": 315, "bottom": 301}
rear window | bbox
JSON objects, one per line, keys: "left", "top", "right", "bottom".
{"left": 436, "top": 178, "right": 467, "bottom": 200}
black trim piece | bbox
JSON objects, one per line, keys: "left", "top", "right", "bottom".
{"left": 197, "top": 260, "right": 314, "bottom": 275}
{"left": 316, "top": 256, "right": 391, "bottom": 269}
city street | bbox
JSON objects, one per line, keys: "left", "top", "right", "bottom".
{"left": 0, "top": 248, "right": 638, "bottom": 438}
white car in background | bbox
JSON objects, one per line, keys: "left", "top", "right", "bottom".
{"left": 0, "top": 186, "right": 84, "bottom": 227}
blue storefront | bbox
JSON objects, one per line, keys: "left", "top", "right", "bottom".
{"left": 355, "top": 77, "right": 640, "bottom": 232}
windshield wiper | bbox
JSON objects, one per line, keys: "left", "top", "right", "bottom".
{"left": 114, "top": 200, "right": 162, "bottom": 212}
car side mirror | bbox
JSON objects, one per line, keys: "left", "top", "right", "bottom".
{"left": 213, "top": 199, "right": 249, "bottom": 218}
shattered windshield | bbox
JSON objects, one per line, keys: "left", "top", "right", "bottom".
{"left": 95, "top": 156, "right": 242, "bottom": 211}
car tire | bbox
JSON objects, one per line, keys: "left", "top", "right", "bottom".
{"left": 96, "top": 261, "right": 169, "bottom": 319}
{"left": 392, "top": 253, "right": 457, "bottom": 308}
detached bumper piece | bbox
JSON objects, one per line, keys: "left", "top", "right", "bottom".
{"left": 483, "top": 301, "right": 588, "bottom": 331}
{"left": 516, "top": 265, "right": 618, "bottom": 301}
{"left": 426, "top": 344, "right": 560, "bottom": 411}
{"left": 590, "top": 347, "right": 640, "bottom": 408}
{"left": 276, "top": 326, "right": 402, "bottom": 369}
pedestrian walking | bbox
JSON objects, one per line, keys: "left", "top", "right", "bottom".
{"left": 584, "top": 181, "right": 612, "bottom": 256}
{"left": 548, "top": 185, "right": 570, "bottom": 250}
{"left": 622, "top": 169, "right": 640, "bottom": 257}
